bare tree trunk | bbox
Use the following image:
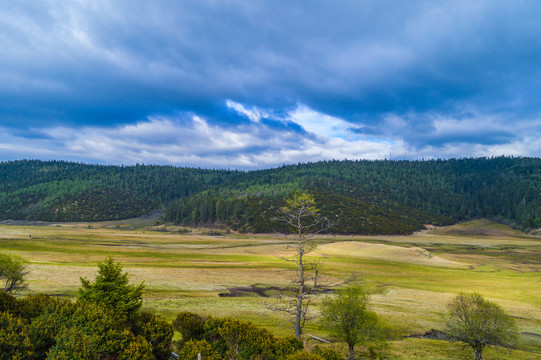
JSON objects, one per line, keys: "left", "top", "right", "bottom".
{"left": 295, "top": 294, "right": 302, "bottom": 338}
{"left": 295, "top": 234, "right": 304, "bottom": 338}
{"left": 348, "top": 343, "right": 355, "bottom": 360}
{"left": 474, "top": 348, "right": 483, "bottom": 360}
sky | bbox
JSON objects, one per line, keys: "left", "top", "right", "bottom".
{"left": 1, "top": 1, "right": 540, "bottom": 169}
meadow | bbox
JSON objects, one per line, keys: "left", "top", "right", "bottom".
{"left": 0, "top": 218, "right": 539, "bottom": 359}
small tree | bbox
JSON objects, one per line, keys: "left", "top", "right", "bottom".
{"left": 0, "top": 253, "right": 29, "bottom": 294}
{"left": 444, "top": 293, "right": 518, "bottom": 360}
{"left": 320, "top": 284, "right": 386, "bottom": 360}
{"left": 272, "top": 193, "right": 331, "bottom": 338}
{"left": 79, "top": 257, "right": 144, "bottom": 320}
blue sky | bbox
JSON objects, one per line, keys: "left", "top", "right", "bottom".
{"left": 1, "top": 1, "right": 540, "bottom": 169}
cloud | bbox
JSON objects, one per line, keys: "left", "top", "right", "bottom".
{"left": 1, "top": 103, "right": 538, "bottom": 169}
{"left": 0, "top": 1, "right": 540, "bottom": 166}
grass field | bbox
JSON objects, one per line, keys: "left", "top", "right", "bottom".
{"left": 0, "top": 218, "right": 539, "bottom": 359}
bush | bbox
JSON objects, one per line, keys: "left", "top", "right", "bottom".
{"left": 274, "top": 336, "right": 304, "bottom": 358}
{"left": 131, "top": 312, "right": 173, "bottom": 360}
{"left": 312, "top": 346, "right": 344, "bottom": 360}
{"left": 18, "top": 294, "right": 60, "bottom": 320}
{"left": 172, "top": 311, "right": 205, "bottom": 343}
{"left": 176, "top": 339, "right": 223, "bottom": 360}
{"left": 45, "top": 327, "right": 98, "bottom": 360}
{"left": 195, "top": 315, "right": 303, "bottom": 360}
{"left": 0, "top": 311, "right": 34, "bottom": 360}
{"left": 285, "top": 351, "right": 325, "bottom": 360}
{"left": 0, "top": 290, "right": 18, "bottom": 313}
{"left": 217, "top": 318, "right": 276, "bottom": 360}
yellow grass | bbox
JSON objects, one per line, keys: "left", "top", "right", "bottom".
{"left": 0, "top": 219, "right": 539, "bottom": 356}
{"left": 314, "top": 241, "right": 464, "bottom": 267}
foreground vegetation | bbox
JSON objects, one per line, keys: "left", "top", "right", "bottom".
{"left": 0, "top": 219, "right": 539, "bottom": 358}
{"left": 1, "top": 157, "right": 539, "bottom": 233}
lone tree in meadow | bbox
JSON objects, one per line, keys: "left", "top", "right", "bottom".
{"left": 444, "top": 293, "right": 517, "bottom": 360}
{"left": 272, "top": 192, "right": 333, "bottom": 338}
{"left": 321, "top": 284, "right": 387, "bottom": 360}
{"left": 79, "top": 257, "right": 144, "bottom": 319}
{"left": 0, "top": 253, "right": 29, "bottom": 294}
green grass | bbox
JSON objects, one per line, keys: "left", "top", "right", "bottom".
{"left": 0, "top": 219, "right": 539, "bottom": 358}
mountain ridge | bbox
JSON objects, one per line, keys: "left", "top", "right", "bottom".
{"left": 0, "top": 157, "right": 539, "bottom": 234}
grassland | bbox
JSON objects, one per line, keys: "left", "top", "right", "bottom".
{"left": 0, "top": 218, "right": 539, "bottom": 359}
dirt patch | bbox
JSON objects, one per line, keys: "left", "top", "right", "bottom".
{"left": 218, "top": 284, "right": 283, "bottom": 298}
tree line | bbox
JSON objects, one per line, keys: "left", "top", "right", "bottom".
{"left": 0, "top": 157, "right": 539, "bottom": 233}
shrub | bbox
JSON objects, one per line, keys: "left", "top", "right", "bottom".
{"left": 312, "top": 346, "right": 344, "bottom": 360}
{"left": 176, "top": 339, "right": 223, "bottom": 360}
{"left": 198, "top": 315, "right": 303, "bottom": 360}
{"left": 285, "top": 351, "right": 325, "bottom": 360}
{"left": 274, "top": 336, "right": 304, "bottom": 358}
{"left": 45, "top": 327, "right": 98, "bottom": 360}
{"left": 0, "top": 311, "right": 34, "bottom": 360}
{"left": 172, "top": 311, "right": 205, "bottom": 342}
{"left": 131, "top": 312, "right": 173, "bottom": 360}
{"left": 0, "top": 290, "right": 18, "bottom": 313}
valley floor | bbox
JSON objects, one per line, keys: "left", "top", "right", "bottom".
{"left": 0, "top": 219, "right": 539, "bottom": 359}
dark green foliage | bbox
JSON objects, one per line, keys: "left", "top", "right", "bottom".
{"left": 28, "top": 298, "right": 76, "bottom": 358}
{"left": 274, "top": 336, "right": 304, "bottom": 358}
{"left": 166, "top": 157, "right": 541, "bottom": 234}
{"left": 0, "top": 258, "right": 170, "bottom": 360}
{"left": 312, "top": 346, "right": 344, "bottom": 360}
{"left": 131, "top": 311, "right": 173, "bottom": 360}
{"left": 2, "top": 292, "right": 165, "bottom": 360}
{"left": 172, "top": 311, "right": 205, "bottom": 342}
{"left": 176, "top": 313, "right": 304, "bottom": 360}
{"left": 176, "top": 339, "right": 223, "bottom": 360}
{"left": 116, "top": 332, "right": 155, "bottom": 360}
{"left": 0, "top": 290, "right": 18, "bottom": 313}
{"left": 18, "top": 294, "right": 61, "bottom": 320}
{"left": 0, "top": 311, "right": 34, "bottom": 360}
{"left": 45, "top": 326, "right": 99, "bottom": 360}
{"left": 0, "top": 160, "right": 240, "bottom": 222}
{"left": 218, "top": 318, "right": 277, "bottom": 360}
{"left": 0, "top": 157, "right": 539, "bottom": 233}
{"left": 79, "top": 257, "right": 144, "bottom": 320}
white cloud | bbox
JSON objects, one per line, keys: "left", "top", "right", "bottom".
{"left": 1, "top": 104, "right": 539, "bottom": 169}
{"left": 288, "top": 104, "right": 360, "bottom": 140}
{"left": 226, "top": 100, "right": 266, "bottom": 123}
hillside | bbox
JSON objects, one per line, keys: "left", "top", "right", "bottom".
{"left": 0, "top": 157, "right": 539, "bottom": 234}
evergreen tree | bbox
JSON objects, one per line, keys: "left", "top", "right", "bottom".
{"left": 79, "top": 257, "right": 144, "bottom": 320}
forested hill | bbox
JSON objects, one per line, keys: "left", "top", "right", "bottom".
{"left": 0, "top": 157, "right": 539, "bottom": 234}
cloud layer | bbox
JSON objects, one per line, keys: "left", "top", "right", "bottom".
{"left": 1, "top": 1, "right": 540, "bottom": 168}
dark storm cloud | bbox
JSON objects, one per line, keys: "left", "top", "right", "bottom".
{"left": 0, "top": 0, "right": 540, "bottom": 166}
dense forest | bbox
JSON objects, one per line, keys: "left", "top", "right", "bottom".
{"left": 0, "top": 157, "right": 539, "bottom": 234}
